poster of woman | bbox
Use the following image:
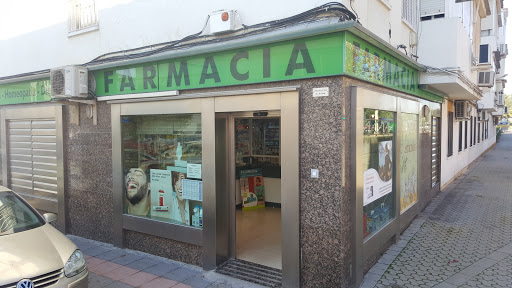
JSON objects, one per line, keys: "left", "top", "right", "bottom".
{"left": 168, "top": 166, "right": 190, "bottom": 225}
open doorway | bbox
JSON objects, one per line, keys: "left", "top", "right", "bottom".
{"left": 213, "top": 91, "right": 299, "bottom": 287}
{"left": 233, "top": 113, "right": 282, "bottom": 269}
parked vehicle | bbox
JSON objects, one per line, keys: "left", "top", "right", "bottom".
{"left": 0, "top": 186, "right": 88, "bottom": 288}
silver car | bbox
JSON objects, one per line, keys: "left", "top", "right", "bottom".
{"left": 0, "top": 187, "right": 88, "bottom": 288}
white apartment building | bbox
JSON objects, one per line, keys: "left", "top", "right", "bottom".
{"left": 417, "top": 0, "right": 507, "bottom": 188}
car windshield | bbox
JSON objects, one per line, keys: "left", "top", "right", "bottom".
{"left": 0, "top": 192, "right": 45, "bottom": 236}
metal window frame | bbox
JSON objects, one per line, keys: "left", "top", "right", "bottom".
{"left": 351, "top": 86, "right": 420, "bottom": 287}
{"left": 0, "top": 104, "right": 66, "bottom": 232}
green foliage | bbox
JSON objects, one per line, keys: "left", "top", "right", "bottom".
{"left": 497, "top": 126, "right": 503, "bottom": 142}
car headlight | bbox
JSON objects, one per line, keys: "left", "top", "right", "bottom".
{"left": 64, "top": 249, "right": 86, "bottom": 278}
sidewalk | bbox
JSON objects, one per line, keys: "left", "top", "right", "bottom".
{"left": 362, "top": 132, "right": 512, "bottom": 288}
{"left": 68, "top": 235, "right": 265, "bottom": 288}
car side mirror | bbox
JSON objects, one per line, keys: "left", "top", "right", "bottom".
{"left": 43, "top": 213, "right": 57, "bottom": 223}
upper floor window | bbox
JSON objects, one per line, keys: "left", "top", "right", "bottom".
{"left": 68, "top": 0, "right": 98, "bottom": 34}
{"left": 402, "top": 0, "right": 419, "bottom": 31}
{"left": 479, "top": 44, "right": 490, "bottom": 64}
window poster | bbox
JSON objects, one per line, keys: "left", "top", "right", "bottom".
{"left": 400, "top": 113, "right": 418, "bottom": 213}
{"left": 363, "top": 141, "right": 393, "bottom": 206}
{"left": 150, "top": 169, "right": 172, "bottom": 219}
{"left": 167, "top": 166, "right": 190, "bottom": 225}
{"left": 240, "top": 168, "right": 265, "bottom": 210}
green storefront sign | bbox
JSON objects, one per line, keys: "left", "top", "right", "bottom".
{"left": 0, "top": 31, "right": 443, "bottom": 105}
{"left": 343, "top": 32, "right": 442, "bottom": 102}
{"left": 93, "top": 33, "right": 344, "bottom": 96}
{"left": 0, "top": 79, "right": 51, "bottom": 105}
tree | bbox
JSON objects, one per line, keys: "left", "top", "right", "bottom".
{"left": 505, "top": 94, "right": 512, "bottom": 119}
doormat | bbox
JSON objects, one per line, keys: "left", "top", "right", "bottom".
{"left": 215, "top": 258, "right": 282, "bottom": 287}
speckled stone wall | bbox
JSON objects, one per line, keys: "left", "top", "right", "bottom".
{"left": 64, "top": 102, "right": 114, "bottom": 244}
{"left": 124, "top": 230, "right": 203, "bottom": 266}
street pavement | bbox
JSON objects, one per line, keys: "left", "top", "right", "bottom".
{"left": 67, "top": 235, "right": 265, "bottom": 288}
{"left": 362, "top": 131, "right": 512, "bottom": 288}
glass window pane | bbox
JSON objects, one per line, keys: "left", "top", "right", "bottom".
{"left": 363, "top": 109, "right": 395, "bottom": 239}
{"left": 400, "top": 113, "right": 418, "bottom": 213}
{"left": 121, "top": 114, "right": 203, "bottom": 228}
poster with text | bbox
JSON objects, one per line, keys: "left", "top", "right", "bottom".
{"left": 150, "top": 169, "right": 173, "bottom": 220}
{"left": 240, "top": 169, "right": 265, "bottom": 210}
{"left": 167, "top": 166, "right": 190, "bottom": 225}
{"left": 400, "top": 113, "right": 418, "bottom": 213}
{"left": 363, "top": 141, "right": 393, "bottom": 206}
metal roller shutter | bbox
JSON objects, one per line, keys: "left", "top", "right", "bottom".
{"left": 420, "top": 0, "right": 445, "bottom": 16}
{"left": 8, "top": 119, "right": 58, "bottom": 213}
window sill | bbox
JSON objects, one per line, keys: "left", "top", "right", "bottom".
{"left": 378, "top": 0, "right": 392, "bottom": 10}
{"left": 401, "top": 18, "right": 417, "bottom": 33}
{"left": 68, "top": 25, "right": 99, "bottom": 37}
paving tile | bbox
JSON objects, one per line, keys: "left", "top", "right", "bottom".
{"left": 87, "top": 272, "right": 115, "bottom": 288}
{"left": 83, "top": 245, "right": 114, "bottom": 257}
{"left": 182, "top": 276, "right": 213, "bottom": 288}
{"left": 90, "top": 261, "right": 123, "bottom": 275}
{"left": 110, "top": 254, "right": 144, "bottom": 266}
{"left": 162, "top": 267, "right": 201, "bottom": 282}
{"left": 142, "top": 261, "right": 181, "bottom": 276}
{"left": 86, "top": 257, "right": 107, "bottom": 268}
{"left": 173, "top": 284, "right": 194, "bottom": 288}
{"left": 103, "top": 266, "right": 139, "bottom": 281}
{"left": 119, "top": 271, "right": 159, "bottom": 287}
{"left": 138, "top": 277, "right": 178, "bottom": 288}
{"left": 96, "top": 249, "right": 128, "bottom": 261}
{"left": 102, "top": 282, "right": 134, "bottom": 288}
{"left": 125, "top": 257, "right": 163, "bottom": 271}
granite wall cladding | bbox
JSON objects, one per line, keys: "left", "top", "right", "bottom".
{"left": 64, "top": 102, "right": 114, "bottom": 243}
{"left": 125, "top": 230, "right": 203, "bottom": 266}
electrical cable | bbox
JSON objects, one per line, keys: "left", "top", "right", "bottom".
{"left": 84, "top": 2, "right": 357, "bottom": 66}
{"left": 0, "top": 2, "right": 358, "bottom": 81}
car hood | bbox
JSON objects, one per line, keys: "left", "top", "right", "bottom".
{"left": 0, "top": 224, "right": 77, "bottom": 285}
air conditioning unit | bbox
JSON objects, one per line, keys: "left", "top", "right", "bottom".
{"left": 499, "top": 44, "right": 508, "bottom": 57}
{"left": 455, "top": 101, "right": 471, "bottom": 120}
{"left": 50, "top": 66, "right": 88, "bottom": 99}
{"left": 409, "top": 31, "right": 418, "bottom": 47}
{"left": 478, "top": 71, "right": 495, "bottom": 87}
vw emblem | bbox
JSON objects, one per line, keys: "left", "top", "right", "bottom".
{"left": 16, "top": 280, "right": 33, "bottom": 288}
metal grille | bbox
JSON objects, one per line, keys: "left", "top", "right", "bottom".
{"left": 8, "top": 119, "right": 58, "bottom": 212}
{"left": 420, "top": 0, "right": 444, "bottom": 16}
{"left": 402, "top": 0, "right": 419, "bottom": 30}
{"left": 68, "top": 0, "right": 97, "bottom": 32}
{"left": 0, "top": 268, "right": 63, "bottom": 288}
{"left": 431, "top": 117, "right": 441, "bottom": 187}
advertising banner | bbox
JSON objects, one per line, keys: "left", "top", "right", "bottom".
{"left": 0, "top": 79, "right": 51, "bottom": 105}
{"left": 400, "top": 113, "right": 418, "bottom": 213}
{"left": 150, "top": 169, "right": 172, "bottom": 219}
{"left": 240, "top": 168, "right": 265, "bottom": 210}
{"left": 167, "top": 166, "right": 190, "bottom": 225}
{"left": 363, "top": 141, "right": 393, "bottom": 206}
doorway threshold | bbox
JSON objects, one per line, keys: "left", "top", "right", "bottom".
{"left": 215, "top": 258, "right": 282, "bottom": 287}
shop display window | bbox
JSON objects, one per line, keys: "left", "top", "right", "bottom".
{"left": 121, "top": 114, "right": 203, "bottom": 228}
{"left": 400, "top": 113, "right": 418, "bottom": 213}
{"left": 362, "top": 109, "right": 395, "bottom": 239}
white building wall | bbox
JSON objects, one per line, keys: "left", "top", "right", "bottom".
{"left": 440, "top": 101, "right": 496, "bottom": 188}
{"left": 437, "top": 0, "right": 505, "bottom": 188}
{"left": 0, "top": 0, "right": 417, "bottom": 78}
